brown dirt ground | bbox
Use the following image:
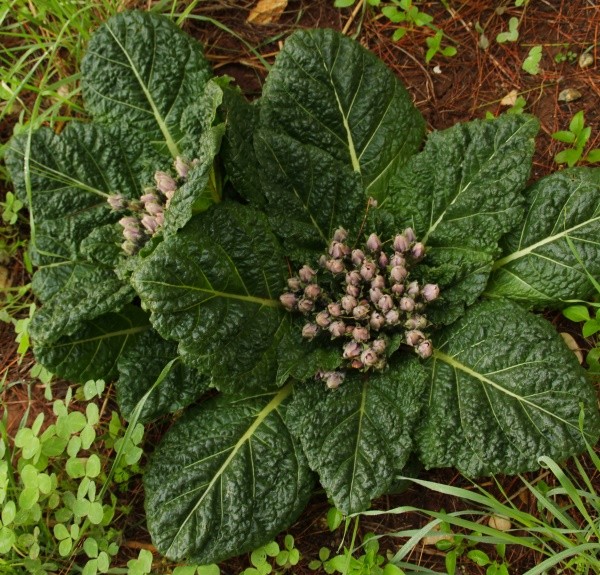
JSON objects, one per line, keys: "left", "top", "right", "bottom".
{"left": 1, "top": 1, "right": 600, "bottom": 574}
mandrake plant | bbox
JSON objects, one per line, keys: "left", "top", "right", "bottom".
{"left": 5, "top": 10, "right": 600, "bottom": 567}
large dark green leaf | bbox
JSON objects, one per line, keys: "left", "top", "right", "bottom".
{"left": 144, "top": 385, "right": 314, "bottom": 564}
{"left": 116, "top": 328, "right": 210, "bottom": 423}
{"left": 388, "top": 114, "right": 539, "bottom": 323}
{"left": 34, "top": 305, "right": 149, "bottom": 383}
{"left": 82, "top": 11, "right": 212, "bottom": 158}
{"left": 487, "top": 168, "right": 600, "bottom": 306}
{"left": 132, "top": 202, "right": 287, "bottom": 391}
{"left": 255, "top": 129, "right": 365, "bottom": 263}
{"left": 417, "top": 299, "right": 600, "bottom": 477}
{"left": 260, "top": 29, "right": 425, "bottom": 202}
{"left": 287, "top": 359, "right": 427, "bottom": 514}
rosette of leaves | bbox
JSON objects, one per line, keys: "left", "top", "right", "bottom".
{"left": 6, "top": 12, "right": 600, "bottom": 568}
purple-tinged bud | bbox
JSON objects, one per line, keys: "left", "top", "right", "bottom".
{"left": 328, "top": 302, "right": 342, "bottom": 317}
{"left": 333, "top": 227, "right": 348, "bottom": 242}
{"left": 319, "top": 254, "right": 328, "bottom": 268}
{"left": 404, "top": 227, "right": 417, "bottom": 243}
{"left": 287, "top": 277, "right": 302, "bottom": 291}
{"left": 302, "top": 323, "right": 319, "bottom": 340}
{"left": 123, "top": 227, "right": 143, "bottom": 243}
{"left": 119, "top": 216, "right": 138, "bottom": 230}
{"left": 155, "top": 171, "right": 177, "bottom": 195}
{"left": 390, "top": 253, "right": 406, "bottom": 267}
{"left": 393, "top": 234, "right": 410, "bottom": 253}
{"left": 107, "top": 194, "right": 126, "bottom": 211}
{"left": 174, "top": 157, "right": 190, "bottom": 179}
{"left": 145, "top": 200, "right": 163, "bottom": 217}
{"left": 390, "top": 266, "right": 408, "bottom": 283}
{"left": 297, "top": 298, "right": 315, "bottom": 314}
{"left": 422, "top": 283, "right": 440, "bottom": 302}
{"left": 155, "top": 211, "right": 165, "bottom": 227}
{"left": 370, "top": 311, "right": 385, "bottom": 330}
{"left": 352, "top": 326, "right": 369, "bottom": 342}
{"left": 378, "top": 295, "right": 394, "bottom": 313}
{"left": 399, "top": 297, "right": 415, "bottom": 312}
{"left": 329, "top": 241, "right": 346, "bottom": 259}
{"left": 360, "top": 261, "right": 377, "bottom": 281}
{"left": 304, "top": 284, "right": 321, "bottom": 300}
{"left": 351, "top": 249, "right": 365, "bottom": 266}
{"left": 345, "top": 325, "right": 355, "bottom": 335}
{"left": 369, "top": 287, "right": 383, "bottom": 304}
{"left": 316, "top": 311, "right": 331, "bottom": 328}
{"left": 391, "top": 283, "right": 404, "bottom": 295}
{"left": 299, "top": 265, "right": 316, "bottom": 283}
{"left": 378, "top": 252, "right": 389, "bottom": 268}
{"left": 385, "top": 309, "right": 400, "bottom": 324}
{"left": 371, "top": 275, "right": 385, "bottom": 289}
{"left": 346, "top": 284, "right": 360, "bottom": 298}
{"left": 366, "top": 233, "right": 382, "bottom": 252}
{"left": 341, "top": 295, "right": 358, "bottom": 313}
{"left": 325, "top": 371, "right": 345, "bottom": 389}
{"left": 121, "top": 240, "right": 137, "bottom": 256}
{"left": 329, "top": 321, "right": 346, "bottom": 338}
{"left": 404, "top": 314, "right": 428, "bottom": 330}
{"left": 140, "top": 192, "right": 158, "bottom": 205}
{"left": 350, "top": 359, "right": 364, "bottom": 369}
{"left": 372, "top": 338, "right": 387, "bottom": 354}
{"left": 353, "top": 304, "right": 370, "bottom": 320}
{"left": 346, "top": 271, "right": 362, "bottom": 286}
{"left": 141, "top": 215, "right": 158, "bottom": 234}
{"left": 361, "top": 348, "right": 379, "bottom": 367}
{"left": 407, "top": 281, "right": 420, "bottom": 297}
{"left": 406, "top": 330, "right": 425, "bottom": 347}
{"left": 279, "top": 293, "right": 297, "bottom": 310}
{"left": 416, "top": 339, "right": 433, "bottom": 359}
{"left": 326, "top": 259, "right": 345, "bottom": 274}
{"left": 411, "top": 242, "right": 425, "bottom": 260}
{"left": 343, "top": 341, "right": 361, "bottom": 359}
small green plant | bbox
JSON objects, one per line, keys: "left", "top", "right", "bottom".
{"left": 552, "top": 111, "right": 600, "bottom": 167}
{"left": 496, "top": 17, "right": 519, "bottom": 43}
{"left": 242, "top": 536, "right": 300, "bottom": 575}
{"left": 563, "top": 304, "right": 600, "bottom": 374}
{"left": 467, "top": 546, "right": 510, "bottom": 575}
{"left": 554, "top": 44, "right": 577, "bottom": 64}
{"left": 522, "top": 45, "right": 542, "bottom": 75}
{"left": 1, "top": 192, "right": 24, "bottom": 225}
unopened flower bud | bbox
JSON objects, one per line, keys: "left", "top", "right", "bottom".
{"left": 351, "top": 249, "right": 365, "bottom": 266}
{"left": 145, "top": 200, "right": 163, "bottom": 217}
{"left": 279, "top": 293, "right": 297, "bottom": 310}
{"left": 297, "top": 298, "right": 314, "bottom": 314}
{"left": 329, "top": 321, "right": 346, "bottom": 338}
{"left": 399, "top": 297, "right": 415, "bottom": 312}
{"left": 390, "top": 266, "right": 408, "bottom": 283}
{"left": 404, "top": 227, "right": 417, "bottom": 243}
{"left": 107, "top": 194, "right": 126, "bottom": 211}
{"left": 123, "top": 226, "right": 143, "bottom": 243}
{"left": 368, "top": 197, "right": 378, "bottom": 208}
{"left": 378, "top": 294, "right": 394, "bottom": 313}
{"left": 391, "top": 283, "right": 404, "bottom": 296}
{"left": 154, "top": 211, "right": 165, "bottom": 227}
{"left": 350, "top": 359, "right": 364, "bottom": 369}
{"left": 360, "top": 261, "right": 376, "bottom": 281}
{"left": 385, "top": 309, "right": 400, "bottom": 324}
{"left": 119, "top": 216, "right": 138, "bottom": 230}
{"left": 370, "top": 312, "right": 385, "bottom": 330}
{"left": 326, "top": 259, "right": 345, "bottom": 274}
{"left": 302, "top": 323, "right": 319, "bottom": 340}
{"left": 372, "top": 339, "right": 387, "bottom": 354}
{"left": 404, "top": 314, "right": 428, "bottom": 330}
{"left": 352, "top": 326, "right": 369, "bottom": 342}
{"left": 407, "top": 281, "right": 420, "bottom": 297}
{"left": 353, "top": 304, "right": 370, "bottom": 320}
{"left": 366, "top": 233, "right": 382, "bottom": 252}
{"left": 393, "top": 234, "right": 410, "bottom": 253}
{"left": 416, "top": 339, "right": 433, "bottom": 359}
{"left": 346, "top": 270, "right": 362, "bottom": 286}
{"left": 390, "top": 253, "right": 406, "bottom": 267}
{"left": 316, "top": 310, "right": 331, "bottom": 328}
{"left": 329, "top": 241, "right": 346, "bottom": 259}
{"left": 141, "top": 214, "right": 158, "bottom": 234}
{"left": 174, "top": 156, "right": 190, "bottom": 179}
{"left": 378, "top": 252, "right": 389, "bottom": 268}
{"left": 140, "top": 191, "right": 158, "bottom": 204}
{"left": 371, "top": 275, "right": 385, "bottom": 289}
{"left": 299, "top": 265, "right": 316, "bottom": 283}
{"left": 121, "top": 240, "right": 136, "bottom": 256}
{"left": 333, "top": 227, "right": 348, "bottom": 242}
{"left": 325, "top": 371, "right": 345, "bottom": 389}
{"left": 406, "top": 330, "right": 425, "bottom": 346}
{"left": 346, "top": 284, "right": 360, "bottom": 298}
{"left": 287, "top": 277, "right": 302, "bottom": 291}
{"left": 343, "top": 341, "right": 361, "bottom": 359}
{"left": 422, "top": 283, "right": 440, "bottom": 302}
{"left": 328, "top": 302, "right": 342, "bottom": 317}
{"left": 360, "top": 348, "right": 379, "bottom": 367}
{"left": 411, "top": 242, "right": 425, "bottom": 260}
{"left": 304, "top": 284, "right": 321, "bottom": 300}
{"left": 341, "top": 295, "right": 357, "bottom": 313}
{"left": 155, "top": 171, "right": 177, "bottom": 195}
{"left": 369, "top": 287, "right": 383, "bottom": 304}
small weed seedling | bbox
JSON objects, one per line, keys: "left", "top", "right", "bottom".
{"left": 241, "top": 535, "right": 301, "bottom": 575}
{"left": 552, "top": 111, "right": 600, "bottom": 167}
{"left": 522, "top": 45, "right": 542, "bottom": 75}
{"left": 563, "top": 303, "right": 600, "bottom": 374}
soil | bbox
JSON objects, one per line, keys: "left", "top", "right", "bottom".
{"left": 1, "top": 1, "right": 599, "bottom": 574}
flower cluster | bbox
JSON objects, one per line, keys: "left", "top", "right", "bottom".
{"left": 107, "top": 157, "right": 196, "bottom": 255}
{"left": 280, "top": 228, "right": 439, "bottom": 388}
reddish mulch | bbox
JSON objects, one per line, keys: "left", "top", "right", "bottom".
{"left": 1, "top": 1, "right": 599, "bottom": 574}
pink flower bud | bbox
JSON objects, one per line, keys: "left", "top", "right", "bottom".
{"left": 154, "top": 171, "right": 177, "bottom": 195}
{"left": 119, "top": 216, "right": 138, "bottom": 230}
{"left": 378, "top": 294, "right": 394, "bottom": 313}
{"left": 371, "top": 275, "right": 385, "bottom": 289}
{"left": 366, "top": 233, "right": 381, "bottom": 252}
{"left": 350, "top": 359, "right": 364, "bottom": 369}
{"left": 123, "top": 227, "right": 143, "bottom": 243}
{"left": 316, "top": 310, "right": 331, "bottom": 328}
{"left": 406, "top": 330, "right": 425, "bottom": 347}
{"left": 370, "top": 312, "right": 385, "bottom": 330}
{"left": 372, "top": 339, "right": 386, "bottom": 354}
{"left": 393, "top": 234, "right": 409, "bottom": 253}
{"left": 411, "top": 242, "right": 425, "bottom": 260}
{"left": 346, "top": 270, "right": 362, "bottom": 286}
{"left": 299, "top": 265, "right": 316, "bottom": 283}
{"left": 302, "top": 323, "right": 319, "bottom": 340}
{"left": 390, "top": 266, "right": 407, "bottom": 283}
{"left": 422, "top": 283, "right": 440, "bottom": 302}
{"left": 390, "top": 253, "right": 406, "bottom": 267}
{"left": 346, "top": 284, "right": 360, "bottom": 298}
{"left": 304, "top": 284, "right": 321, "bottom": 300}
{"left": 360, "top": 261, "right": 377, "bottom": 281}
{"left": 378, "top": 252, "right": 389, "bottom": 268}
{"left": 360, "top": 348, "right": 379, "bottom": 367}
{"left": 404, "top": 227, "right": 417, "bottom": 243}
{"left": 352, "top": 326, "right": 369, "bottom": 342}
{"left": 329, "top": 321, "right": 346, "bottom": 338}
{"left": 351, "top": 249, "right": 365, "bottom": 266}
{"left": 287, "top": 277, "right": 302, "bottom": 291}
{"left": 416, "top": 339, "right": 433, "bottom": 359}
{"left": 329, "top": 241, "right": 346, "bottom": 259}
{"left": 353, "top": 304, "right": 370, "bottom": 320}
{"left": 145, "top": 200, "right": 163, "bottom": 217}
{"left": 107, "top": 194, "right": 126, "bottom": 211}
{"left": 369, "top": 287, "right": 383, "bottom": 304}
{"left": 279, "top": 293, "right": 297, "bottom": 310}
{"left": 141, "top": 214, "right": 158, "bottom": 234}
{"left": 324, "top": 371, "right": 345, "bottom": 389}
{"left": 385, "top": 310, "right": 400, "bottom": 324}
{"left": 297, "top": 298, "right": 314, "bottom": 314}
{"left": 407, "top": 281, "right": 420, "bottom": 297}
{"left": 326, "top": 259, "right": 345, "bottom": 274}
{"left": 155, "top": 211, "right": 164, "bottom": 227}
{"left": 140, "top": 192, "right": 157, "bottom": 204}
{"left": 399, "top": 297, "right": 415, "bottom": 312}
{"left": 174, "top": 156, "right": 190, "bottom": 179}
{"left": 391, "top": 283, "right": 404, "bottom": 295}
{"left": 343, "top": 341, "right": 361, "bottom": 359}
{"left": 341, "top": 295, "right": 357, "bottom": 313}
{"left": 404, "top": 314, "right": 428, "bottom": 330}
{"left": 328, "top": 302, "right": 342, "bottom": 317}
{"left": 333, "top": 227, "right": 348, "bottom": 242}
